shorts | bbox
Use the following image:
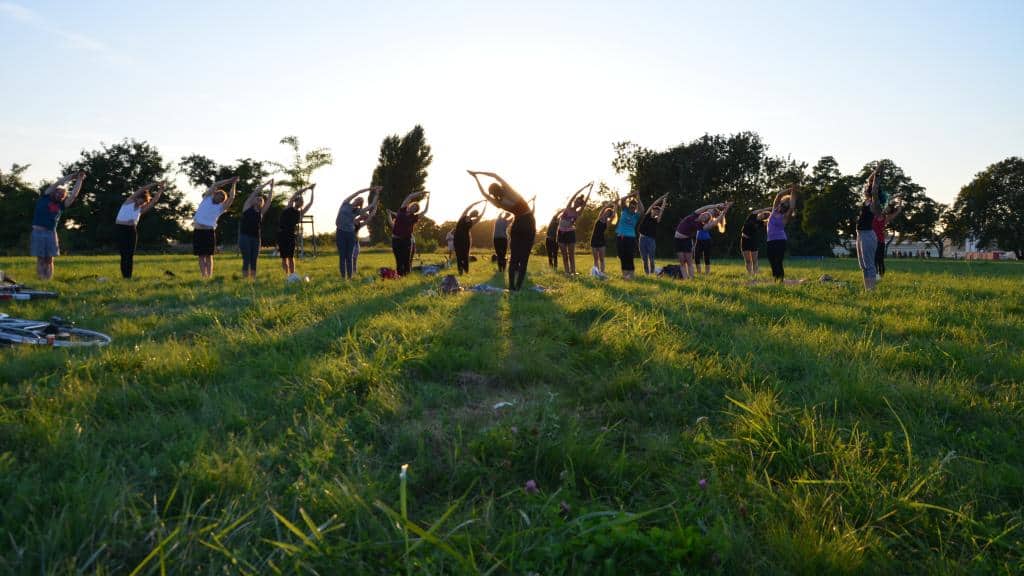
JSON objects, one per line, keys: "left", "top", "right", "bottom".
{"left": 740, "top": 237, "right": 757, "bottom": 252}
{"left": 590, "top": 236, "right": 606, "bottom": 249}
{"left": 557, "top": 230, "right": 576, "bottom": 244}
{"left": 674, "top": 237, "right": 693, "bottom": 253}
{"left": 193, "top": 228, "right": 216, "bottom": 256}
{"left": 278, "top": 235, "right": 296, "bottom": 258}
{"left": 30, "top": 229, "right": 59, "bottom": 257}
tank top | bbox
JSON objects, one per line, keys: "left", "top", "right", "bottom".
{"left": 766, "top": 211, "right": 787, "bottom": 241}
{"left": 558, "top": 207, "right": 578, "bottom": 232}
{"left": 32, "top": 195, "right": 64, "bottom": 230}
{"left": 240, "top": 207, "right": 262, "bottom": 237}
{"left": 279, "top": 207, "right": 300, "bottom": 238}
{"left": 676, "top": 213, "right": 700, "bottom": 237}
{"left": 493, "top": 217, "right": 509, "bottom": 239}
{"left": 616, "top": 208, "right": 639, "bottom": 237}
{"left": 116, "top": 202, "right": 142, "bottom": 225}
{"left": 696, "top": 229, "right": 712, "bottom": 241}
{"left": 591, "top": 219, "right": 607, "bottom": 243}
{"left": 857, "top": 204, "right": 874, "bottom": 231}
{"left": 638, "top": 214, "right": 657, "bottom": 237}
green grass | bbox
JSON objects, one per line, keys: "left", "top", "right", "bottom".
{"left": 1, "top": 249, "right": 1022, "bottom": 574}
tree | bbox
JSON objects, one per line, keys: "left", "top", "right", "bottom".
{"left": 269, "top": 136, "right": 334, "bottom": 191}
{"left": 179, "top": 155, "right": 270, "bottom": 245}
{"left": 948, "top": 157, "right": 1024, "bottom": 259}
{"left": 0, "top": 164, "right": 38, "bottom": 253}
{"left": 368, "top": 125, "right": 433, "bottom": 244}
{"left": 801, "top": 157, "right": 858, "bottom": 254}
{"left": 61, "top": 140, "right": 192, "bottom": 250}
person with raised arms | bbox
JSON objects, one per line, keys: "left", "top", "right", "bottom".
{"left": 765, "top": 185, "right": 798, "bottom": 282}
{"left": 873, "top": 201, "right": 902, "bottom": 280}
{"left": 694, "top": 203, "right": 728, "bottom": 276}
{"left": 351, "top": 187, "right": 380, "bottom": 274}
{"left": 674, "top": 201, "right": 731, "bottom": 280}
{"left": 589, "top": 200, "right": 616, "bottom": 276}
{"left": 238, "top": 179, "right": 275, "bottom": 280}
{"left": 278, "top": 184, "right": 315, "bottom": 277}
{"left": 192, "top": 176, "right": 238, "bottom": 278}
{"left": 469, "top": 171, "right": 535, "bottom": 291}
{"left": 390, "top": 190, "right": 430, "bottom": 276}
{"left": 114, "top": 181, "right": 164, "bottom": 279}
{"left": 30, "top": 170, "right": 86, "bottom": 280}
{"left": 741, "top": 208, "right": 771, "bottom": 277}
{"left": 856, "top": 169, "right": 883, "bottom": 289}
{"left": 453, "top": 199, "right": 487, "bottom": 275}
{"left": 336, "top": 187, "right": 375, "bottom": 279}
{"left": 544, "top": 210, "right": 560, "bottom": 270}
{"left": 557, "top": 182, "right": 593, "bottom": 275}
{"left": 492, "top": 211, "right": 513, "bottom": 273}
{"left": 615, "top": 192, "right": 644, "bottom": 279}
{"left": 638, "top": 194, "right": 667, "bottom": 275}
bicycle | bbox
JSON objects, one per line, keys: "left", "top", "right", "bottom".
{"left": 0, "top": 274, "right": 59, "bottom": 301}
{"left": 0, "top": 313, "right": 111, "bottom": 347}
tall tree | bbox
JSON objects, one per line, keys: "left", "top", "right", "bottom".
{"left": 269, "top": 136, "right": 334, "bottom": 191}
{"left": 61, "top": 140, "right": 192, "bottom": 250}
{"left": 948, "top": 157, "right": 1024, "bottom": 258}
{"left": 368, "top": 125, "right": 433, "bottom": 243}
{"left": 179, "top": 155, "right": 270, "bottom": 245}
{"left": 0, "top": 164, "right": 39, "bottom": 253}
{"left": 854, "top": 159, "right": 933, "bottom": 252}
{"left": 800, "top": 156, "right": 857, "bottom": 254}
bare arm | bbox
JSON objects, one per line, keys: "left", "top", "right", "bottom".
{"left": 785, "top": 189, "right": 798, "bottom": 222}
{"left": 261, "top": 180, "right": 275, "bottom": 216}
{"left": 205, "top": 176, "right": 237, "bottom": 198}
{"left": 420, "top": 192, "right": 431, "bottom": 216}
{"left": 64, "top": 171, "right": 86, "bottom": 207}
{"left": 703, "top": 201, "right": 733, "bottom": 230}
{"left": 141, "top": 185, "right": 164, "bottom": 214}
{"left": 221, "top": 178, "right": 238, "bottom": 209}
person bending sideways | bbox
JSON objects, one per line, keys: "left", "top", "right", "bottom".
{"left": 637, "top": 194, "right": 668, "bottom": 275}
{"left": 590, "top": 201, "right": 616, "bottom": 275}
{"left": 469, "top": 171, "right": 535, "bottom": 291}
{"left": 545, "top": 211, "right": 560, "bottom": 270}
{"left": 454, "top": 199, "right": 487, "bottom": 275}
{"left": 278, "top": 184, "right": 315, "bottom": 276}
{"left": 492, "top": 211, "right": 513, "bottom": 273}
{"left": 351, "top": 188, "right": 380, "bottom": 273}
{"left": 557, "top": 182, "right": 593, "bottom": 275}
{"left": 615, "top": 192, "right": 645, "bottom": 279}
{"left": 856, "top": 169, "right": 883, "bottom": 290}
{"left": 115, "top": 181, "right": 164, "bottom": 279}
{"left": 30, "top": 170, "right": 85, "bottom": 280}
{"left": 390, "top": 191, "right": 430, "bottom": 276}
{"left": 674, "top": 202, "right": 731, "bottom": 280}
{"left": 741, "top": 209, "right": 771, "bottom": 276}
{"left": 238, "top": 179, "right": 275, "bottom": 280}
{"left": 192, "top": 176, "right": 238, "bottom": 278}
{"left": 765, "top": 185, "right": 798, "bottom": 282}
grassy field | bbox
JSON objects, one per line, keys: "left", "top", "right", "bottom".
{"left": 0, "top": 249, "right": 1021, "bottom": 574}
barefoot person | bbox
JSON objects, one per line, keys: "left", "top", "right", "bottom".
{"left": 391, "top": 191, "right": 430, "bottom": 276}
{"left": 674, "top": 202, "right": 731, "bottom": 280}
{"left": 766, "top": 185, "right": 798, "bottom": 282}
{"left": 239, "top": 179, "right": 275, "bottom": 280}
{"left": 590, "top": 201, "right": 616, "bottom": 275}
{"left": 454, "top": 200, "right": 487, "bottom": 275}
{"left": 30, "top": 170, "right": 85, "bottom": 280}
{"left": 192, "top": 176, "right": 238, "bottom": 278}
{"left": 615, "top": 192, "right": 644, "bottom": 279}
{"left": 114, "top": 182, "right": 164, "bottom": 279}
{"left": 638, "top": 194, "right": 667, "bottom": 275}
{"left": 278, "top": 184, "right": 314, "bottom": 276}
{"left": 856, "top": 170, "right": 883, "bottom": 290}
{"left": 492, "top": 211, "right": 513, "bottom": 273}
{"left": 741, "top": 209, "right": 771, "bottom": 277}
{"left": 873, "top": 201, "right": 902, "bottom": 279}
{"left": 469, "top": 171, "right": 535, "bottom": 291}
{"left": 557, "top": 182, "right": 593, "bottom": 275}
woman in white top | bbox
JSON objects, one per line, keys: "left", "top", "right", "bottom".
{"left": 115, "top": 182, "right": 164, "bottom": 279}
{"left": 192, "top": 176, "right": 238, "bottom": 278}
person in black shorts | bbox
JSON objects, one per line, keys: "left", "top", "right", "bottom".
{"left": 741, "top": 209, "right": 770, "bottom": 277}
{"left": 589, "top": 201, "right": 615, "bottom": 275}
{"left": 278, "top": 184, "right": 315, "bottom": 276}
{"left": 556, "top": 182, "right": 593, "bottom": 275}
{"left": 469, "top": 170, "right": 535, "bottom": 291}
{"left": 453, "top": 199, "right": 486, "bottom": 275}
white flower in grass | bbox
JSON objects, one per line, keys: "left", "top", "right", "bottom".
{"left": 400, "top": 463, "right": 409, "bottom": 480}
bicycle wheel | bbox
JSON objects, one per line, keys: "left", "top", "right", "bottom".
{"left": 50, "top": 328, "right": 111, "bottom": 348}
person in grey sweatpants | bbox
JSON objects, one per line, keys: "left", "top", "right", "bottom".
{"left": 855, "top": 166, "right": 883, "bottom": 290}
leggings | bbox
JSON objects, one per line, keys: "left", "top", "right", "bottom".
{"left": 617, "top": 235, "right": 636, "bottom": 272}
{"left": 116, "top": 224, "right": 137, "bottom": 279}
{"left": 875, "top": 241, "right": 886, "bottom": 276}
{"left": 856, "top": 230, "right": 878, "bottom": 281}
{"left": 639, "top": 235, "right": 657, "bottom": 274}
{"left": 694, "top": 239, "right": 712, "bottom": 266}
{"left": 509, "top": 212, "right": 537, "bottom": 291}
{"left": 239, "top": 233, "right": 260, "bottom": 274}
{"left": 454, "top": 236, "right": 471, "bottom": 275}
{"left": 392, "top": 236, "right": 413, "bottom": 276}
{"left": 337, "top": 230, "right": 357, "bottom": 278}
{"left": 545, "top": 237, "right": 558, "bottom": 268}
{"left": 766, "top": 239, "right": 786, "bottom": 281}
{"left": 494, "top": 237, "right": 508, "bottom": 271}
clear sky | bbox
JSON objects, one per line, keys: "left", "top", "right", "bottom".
{"left": 2, "top": 0, "right": 1022, "bottom": 226}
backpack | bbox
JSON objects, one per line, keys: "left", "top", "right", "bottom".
{"left": 379, "top": 267, "right": 398, "bottom": 280}
{"left": 659, "top": 265, "right": 683, "bottom": 279}
{"left": 439, "top": 274, "right": 462, "bottom": 294}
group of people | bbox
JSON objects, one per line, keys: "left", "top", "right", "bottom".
{"left": 27, "top": 167, "right": 898, "bottom": 291}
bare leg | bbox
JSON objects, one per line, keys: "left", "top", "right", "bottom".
{"left": 568, "top": 244, "right": 577, "bottom": 274}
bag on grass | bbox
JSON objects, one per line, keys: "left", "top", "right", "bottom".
{"left": 439, "top": 274, "right": 462, "bottom": 294}
{"left": 379, "top": 267, "right": 399, "bottom": 280}
{"left": 659, "top": 265, "right": 683, "bottom": 279}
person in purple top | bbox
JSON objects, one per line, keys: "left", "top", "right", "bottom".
{"left": 673, "top": 202, "right": 731, "bottom": 280}
{"left": 30, "top": 170, "right": 86, "bottom": 280}
{"left": 390, "top": 191, "right": 429, "bottom": 276}
{"left": 765, "top": 185, "right": 799, "bottom": 282}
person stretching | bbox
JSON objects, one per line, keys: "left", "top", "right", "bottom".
{"left": 337, "top": 187, "right": 373, "bottom": 279}
{"left": 856, "top": 169, "right": 883, "bottom": 290}
{"left": 114, "top": 181, "right": 164, "bottom": 279}
{"left": 469, "top": 171, "right": 535, "bottom": 291}
{"left": 638, "top": 194, "right": 667, "bottom": 275}
{"left": 741, "top": 209, "right": 771, "bottom": 276}
{"left": 30, "top": 170, "right": 86, "bottom": 280}
{"left": 493, "top": 211, "right": 513, "bottom": 273}
{"left": 545, "top": 211, "right": 560, "bottom": 270}
{"left": 557, "top": 182, "right": 593, "bottom": 275}
{"left": 454, "top": 200, "right": 487, "bottom": 275}
{"left": 192, "top": 176, "right": 238, "bottom": 278}
{"left": 278, "top": 184, "right": 315, "bottom": 276}
{"left": 590, "top": 201, "right": 616, "bottom": 275}
{"left": 873, "top": 201, "right": 902, "bottom": 279}
{"left": 615, "top": 192, "right": 644, "bottom": 279}
{"left": 391, "top": 191, "right": 430, "bottom": 276}
{"left": 674, "top": 202, "right": 731, "bottom": 280}
{"left": 352, "top": 187, "right": 380, "bottom": 273}
{"left": 694, "top": 203, "right": 727, "bottom": 275}
{"left": 765, "top": 185, "right": 798, "bottom": 282}
{"left": 239, "top": 179, "right": 275, "bottom": 280}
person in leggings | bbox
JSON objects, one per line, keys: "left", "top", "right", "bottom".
{"left": 674, "top": 202, "right": 730, "bottom": 280}
{"left": 469, "top": 170, "right": 535, "bottom": 290}
{"left": 114, "top": 182, "right": 164, "bottom": 279}
{"left": 336, "top": 187, "right": 377, "bottom": 279}
{"left": 239, "top": 179, "right": 275, "bottom": 279}
{"left": 615, "top": 192, "right": 644, "bottom": 279}
{"left": 873, "top": 202, "right": 902, "bottom": 279}
{"left": 856, "top": 169, "right": 883, "bottom": 290}
{"left": 590, "top": 202, "right": 616, "bottom": 275}
{"left": 453, "top": 199, "right": 486, "bottom": 275}
{"left": 278, "top": 184, "right": 315, "bottom": 276}
{"left": 390, "top": 191, "right": 430, "bottom": 276}
{"left": 545, "top": 212, "right": 559, "bottom": 270}
{"left": 637, "top": 194, "right": 667, "bottom": 275}
{"left": 557, "top": 182, "right": 593, "bottom": 275}
{"left": 765, "top": 185, "right": 798, "bottom": 282}
{"left": 351, "top": 188, "right": 380, "bottom": 273}
{"left": 741, "top": 209, "right": 771, "bottom": 277}
{"left": 492, "top": 212, "right": 512, "bottom": 272}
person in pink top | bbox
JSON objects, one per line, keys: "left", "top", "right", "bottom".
{"left": 557, "top": 182, "right": 593, "bottom": 275}
{"left": 872, "top": 202, "right": 903, "bottom": 279}
{"left": 673, "top": 202, "right": 731, "bottom": 280}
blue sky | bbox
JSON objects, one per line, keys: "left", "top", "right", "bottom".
{"left": 2, "top": 0, "right": 1021, "bottom": 225}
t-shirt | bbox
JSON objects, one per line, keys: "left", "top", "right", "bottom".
{"left": 454, "top": 215, "right": 473, "bottom": 242}
{"left": 857, "top": 203, "right": 875, "bottom": 231}
{"left": 336, "top": 202, "right": 360, "bottom": 232}
{"left": 32, "top": 194, "right": 64, "bottom": 230}
{"left": 279, "top": 207, "right": 300, "bottom": 238}
{"left": 240, "top": 207, "right": 262, "bottom": 237}
{"left": 742, "top": 217, "right": 758, "bottom": 239}
{"left": 872, "top": 215, "right": 886, "bottom": 242}
{"left": 392, "top": 208, "right": 418, "bottom": 238}
{"left": 193, "top": 196, "right": 225, "bottom": 228}
{"left": 116, "top": 202, "right": 142, "bottom": 225}
{"left": 638, "top": 214, "right": 657, "bottom": 237}
{"left": 696, "top": 229, "right": 712, "bottom": 241}
{"left": 616, "top": 208, "right": 640, "bottom": 237}
{"left": 558, "top": 207, "right": 578, "bottom": 232}
{"left": 493, "top": 217, "right": 509, "bottom": 239}
{"left": 676, "top": 213, "right": 700, "bottom": 237}
{"left": 766, "top": 211, "right": 787, "bottom": 241}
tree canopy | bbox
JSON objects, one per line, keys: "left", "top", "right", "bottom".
{"left": 948, "top": 157, "right": 1024, "bottom": 259}
{"left": 368, "top": 125, "right": 433, "bottom": 243}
